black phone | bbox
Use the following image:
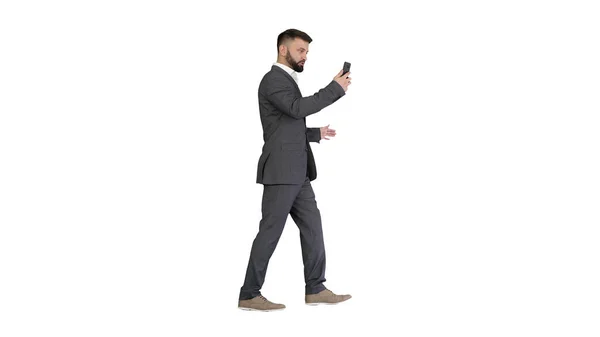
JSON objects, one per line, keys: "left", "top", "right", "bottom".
{"left": 342, "top": 61, "right": 351, "bottom": 76}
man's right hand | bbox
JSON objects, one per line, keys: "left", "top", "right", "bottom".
{"left": 333, "top": 69, "right": 352, "bottom": 92}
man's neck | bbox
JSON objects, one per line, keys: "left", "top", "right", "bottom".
{"left": 277, "top": 59, "right": 292, "bottom": 69}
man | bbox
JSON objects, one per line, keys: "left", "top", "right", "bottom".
{"left": 238, "top": 29, "right": 352, "bottom": 311}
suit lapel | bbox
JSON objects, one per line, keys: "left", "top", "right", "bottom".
{"left": 271, "top": 65, "right": 301, "bottom": 94}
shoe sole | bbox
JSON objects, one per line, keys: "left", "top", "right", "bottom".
{"left": 305, "top": 299, "right": 351, "bottom": 306}
{"left": 238, "top": 307, "right": 285, "bottom": 312}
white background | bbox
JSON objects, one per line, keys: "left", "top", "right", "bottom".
{"left": 1, "top": 0, "right": 599, "bottom": 336}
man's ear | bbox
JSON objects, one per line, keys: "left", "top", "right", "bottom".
{"left": 279, "top": 44, "right": 287, "bottom": 56}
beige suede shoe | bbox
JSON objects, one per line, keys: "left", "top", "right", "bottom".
{"left": 238, "top": 295, "right": 286, "bottom": 312}
{"left": 305, "top": 289, "right": 352, "bottom": 305}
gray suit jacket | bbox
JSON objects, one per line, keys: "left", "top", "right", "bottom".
{"left": 256, "top": 65, "right": 346, "bottom": 184}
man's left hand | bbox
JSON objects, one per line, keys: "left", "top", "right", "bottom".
{"left": 320, "top": 124, "right": 336, "bottom": 140}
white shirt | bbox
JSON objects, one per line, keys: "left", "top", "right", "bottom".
{"left": 274, "top": 62, "right": 299, "bottom": 85}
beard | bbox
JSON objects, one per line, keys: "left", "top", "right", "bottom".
{"left": 286, "top": 51, "right": 305, "bottom": 72}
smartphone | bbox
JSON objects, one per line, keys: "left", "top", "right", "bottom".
{"left": 342, "top": 61, "right": 351, "bottom": 76}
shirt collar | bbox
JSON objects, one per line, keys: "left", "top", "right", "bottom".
{"left": 274, "top": 62, "right": 298, "bottom": 84}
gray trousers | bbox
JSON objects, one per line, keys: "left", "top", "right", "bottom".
{"left": 239, "top": 176, "right": 327, "bottom": 300}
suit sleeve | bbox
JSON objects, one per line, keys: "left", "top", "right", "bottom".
{"left": 306, "top": 127, "right": 321, "bottom": 143}
{"left": 264, "top": 78, "right": 346, "bottom": 119}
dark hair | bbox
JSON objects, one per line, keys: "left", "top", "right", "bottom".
{"left": 277, "top": 29, "right": 312, "bottom": 53}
